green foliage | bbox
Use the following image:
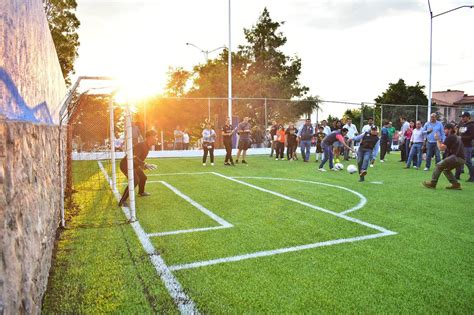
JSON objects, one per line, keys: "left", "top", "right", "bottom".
{"left": 43, "top": 0, "right": 80, "bottom": 85}
{"left": 375, "top": 79, "right": 428, "bottom": 128}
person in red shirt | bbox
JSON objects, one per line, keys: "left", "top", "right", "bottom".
{"left": 275, "top": 125, "right": 286, "bottom": 160}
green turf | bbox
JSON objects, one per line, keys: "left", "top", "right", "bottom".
{"left": 44, "top": 154, "right": 474, "bottom": 313}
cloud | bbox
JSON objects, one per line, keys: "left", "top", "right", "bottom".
{"left": 293, "top": 0, "right": 424, "bottom": 29}
{"left": 77, "top": 0, "right": 152, "bottom": 19}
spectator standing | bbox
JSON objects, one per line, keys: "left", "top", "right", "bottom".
{"left": 404, "top": 120, "right": 415, "bottom": 165}
{"left": 423, "top": 124, "right": 465, "bottom": 190}
{"left": 333, "top": 120, "right": 344, "bottom": 162}
{"left": 269, "top": 121, "right": 278, "bottom": 157}
{"left": 343, "top": 118, "right": 358, "bottom": 160}
{"left": 183, "top": 129, "right": 190, "bottom": 150}
{"left": 202, "top": 122, "right": 216, "bottom": 166}
{"left": 236, "top": 117, "right": 251, "bottom": 164}
{"left": 455, "top": 112, "right": 474, "bottom": 182}
{"left": 405, "top": 120, "right": 426, "bottom": 169}
{"left": 387, "top": 122, "right": 395, "bottom": 153}
{"left": 222, "top": 118, "right": 234, "bottom": 166}
{"left": 298, "top": 118, "right": 314, "bottom": 162}
{"left": 361, "top": 117, "right": 375, "bottom": 134}
{"left": 275, "top": 125, "right": 286, "bottom": 160}
{"left": 423, "top": 113, "right": 445, "bottom": 171}
{"left": 286, "top": 123, "right": 298, "bottom": 161}
{"left": 314, "top": 126, "right": 325, "bottom": 162}
{"left": 321, "top": 120, "right": 332, "bottom": 136}
{"left": 399, "top": 116, "right": 410, "bottom": 162}
{"left": 252, "top": 126, "right": 264, "bottom": 148}
{"left": 380, "top": 121, "right": 390, "bottom": 162}
{"left": 173, "top": 125, "right": 184, "bottom": 150}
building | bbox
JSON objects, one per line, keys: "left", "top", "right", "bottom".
{"left": 432, "top": 90, "right": 474, "bottom": 123}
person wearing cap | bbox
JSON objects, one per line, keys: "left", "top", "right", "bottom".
{"left": 423, "top": 124, "right": 465, "bottom": 190}
{"left": 352, "top": 126, "right": 380, "bottom": 182}
{"left": 423, "top": 113, "right": 445, "bottom": 171}
{"left": 118, "top": 130, "right": 158, "bottom": 207}
{"left": 455, "top": 111, "right": 474, "bottom": 182}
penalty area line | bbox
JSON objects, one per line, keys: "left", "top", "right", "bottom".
{"left": 97, "top": 161, "right": 199, "bottom": 314}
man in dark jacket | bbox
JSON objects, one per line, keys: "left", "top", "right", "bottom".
{"left": 455, "top": 111, "right": 474, "bottom": 182}
{"left": 423, "top": 124, "right": 465, "bottom": 190}
{"left": 353, "top": 126, "right": 380, "bottom": 182}
{"left": 118, "top": 130, "right": 157, "bottom": 207}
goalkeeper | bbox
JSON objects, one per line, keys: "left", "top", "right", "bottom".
{"left": 118, "top": 130, "right": 158, "bottom": 207}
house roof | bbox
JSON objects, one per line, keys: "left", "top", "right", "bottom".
{"left": 432, "top": 97, "right": 451, "bottom": 106}
{"left": 454, "top": 95, "right": 474, "bottom": 105}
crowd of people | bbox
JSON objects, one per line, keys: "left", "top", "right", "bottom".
{"left": 116, "top": 111, "right": 473, "bottom": 206}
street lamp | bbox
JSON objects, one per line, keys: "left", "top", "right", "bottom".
{"left": 427, "top": 1, "right": 473, "bottom": 121}
{"left": 185, "top": 42, "right": 226, "bottom": 63}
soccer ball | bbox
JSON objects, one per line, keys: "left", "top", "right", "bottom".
{"left": 347, "top": 164, "right": 358, "bottom": 174}
{"left": 334, "top": 163, "right": 344, "bottom": 171}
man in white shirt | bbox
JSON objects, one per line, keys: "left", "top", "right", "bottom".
{"left": 343, "top": 118, "right": 358, "bottom": 160}
{"left": 405, "top": 120, "right": 427, "bottom": 169}
{"left": 399, "top": 116, "right": 410, "bottom": 162}
{"left": 321, "top": 120, "right": 332, "bottom": 136}
{"left": 361, "top": 117, "right": 375, "bottom": 134}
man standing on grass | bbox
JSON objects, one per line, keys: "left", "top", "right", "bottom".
{"left": 343, "top": 118, "right": 358, "bottom": 161}
{"left": 118, "top": 130, "right": 158, "bottom": 207}
{"left": 399, "top": 116, "right": 410, "bottom": 162}
{"left": 222, "top": 117, "right": 235, "bottom": 166}
{"left": 298, "top": 118, "right": 314, "bottom": 162}
{"left": 405, "top": 120, "right": 426, "bottom": 169}
{"left": 361, "top": 117, "right": 375, "bottom": 134}
{"left": 455, "top": 111, "right": 474, "bottom": 182}
{"left": 321, "top": 120, "right": 332, "bottom": 136}
{"left": 318, "top": 128, "right": 354, "bottom": 172}
{"left": 269, "top": 120, "right": 278, "bottom": 157}
{"left": 423, "top": 113, "right": 445, "bottom": 171}
{"left": 173, "top": 125, "right": 183, "bottom": 150}
{"left": 423, "top": 124, "right": 465, "bottom": 190}
{"left": 352, "top": 126, "right": 379, "bottom": 182}
{"left": 236, "top": 117, "right": 251, "bottom": 165}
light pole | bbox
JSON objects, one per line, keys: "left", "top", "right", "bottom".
{"left": 228, "top": 0, "right": 232, "bottom": 121}
{"left": 427, "top": 1, "right": 473, "bottom": 121}
{"left": 185, "top": 42, "right": 226, "bottom": 63}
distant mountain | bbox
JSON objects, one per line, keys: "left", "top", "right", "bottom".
{"left": 0, "top": 67, "right": 53, "bottom": 124}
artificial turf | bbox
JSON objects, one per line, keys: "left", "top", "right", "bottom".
{"left": 43, "top": 154, "right": 474, "bottom": 313}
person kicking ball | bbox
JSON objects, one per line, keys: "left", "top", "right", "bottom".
{"left": 118, "top": 130, "right": 158, "bottom": 207}
{"left": 352, "top": 126, "right": 379, "bottom": 182}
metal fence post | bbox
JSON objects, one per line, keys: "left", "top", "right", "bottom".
{"left": 380, "top": 105, "right": 383, "bottom": 130}
{"left": 125, "top": 105, "right": 136, "bottom": 221}
{"left": 264, "top": 98, "right": 268, "bottom": 129}
{"left": 109, "top": 96, "right": 116, "bottom": 192}
{"left": 360, "top": 102, "right": 364, "bottom": 131}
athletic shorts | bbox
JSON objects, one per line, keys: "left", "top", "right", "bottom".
{"left": 238, "top": 139, "right": 251, "bottom": 150}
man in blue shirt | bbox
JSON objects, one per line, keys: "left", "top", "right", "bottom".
{"left": 297, "top": 118, "right": 314, "bottom": 162}
{"left": 423, "top": 113, "right": 445, "bottom": 171}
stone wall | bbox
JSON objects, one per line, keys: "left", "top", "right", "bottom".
{"left": 0, "top": 0, "right": 66, "bottom": 123}
{"left": 0, "top": 117, "right": 63, "bottom": 314}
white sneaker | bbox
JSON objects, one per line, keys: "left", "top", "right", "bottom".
{"left": 380, "top": 160, "right": 385, "bottom": 163}
{"left": 318, "top": 168, "right": 327, "bottom": 172}
{"left": 211, "top": 163, "right": 214, "bottom": 166}
{"left": 275, "top": 158, "right": 279, "bottom": 160}
{"left": 370, "top": 164, "right": 374, "bottom": 168}
{"left": 414, "top": 166, "right": 419, "bottom": 169}
{"left": 331, "top": 168, "right": 340, "bottom": 172}
{"left": 423, "top": 167, "right": 429, "bottom": 171}
{"left": 202, "top": 163, "right": 206, "bottom": 166}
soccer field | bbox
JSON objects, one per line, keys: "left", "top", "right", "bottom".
{"left": 43, "top": 155, "right": 474, "bottom": 313}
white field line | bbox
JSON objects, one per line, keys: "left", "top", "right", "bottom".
{"left": 213, "top": 173, "right": 393, "bottom": 233}
{"left": 166, "top": 173, "right": 397, "bottom": 271}
{"left": 148, "top": 172, "right": 214, "bottom": 177}
{"left": 169, "top": 232, "right": 391, "bottom": 271}
{"left": 146, "top": 181, "right": 233, "bottom": 237}
{"left": 230, "top": 176, "right": 366, "bottom": 215}
{"left": 97, "top": 161, "right": 199, "bottom": 314}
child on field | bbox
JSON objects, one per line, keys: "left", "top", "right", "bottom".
{"left": 315, "top": 126, "right": 325, "bottom": 162}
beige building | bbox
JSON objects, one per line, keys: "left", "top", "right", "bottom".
{"left": 432, "top": 90, "right": 474, "bottom": 123}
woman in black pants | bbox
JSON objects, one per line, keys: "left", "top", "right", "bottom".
{"left": 286, "top": 123, "right": 298, "bottom": 160}
{"left": 380, "top": 121, "right": 390, "bottom": 162}
{"left": 202, "top": 122, "right": 216, "bottom": 166}
{"left": 222, "top": 118, "right": 234, "bottom": 166}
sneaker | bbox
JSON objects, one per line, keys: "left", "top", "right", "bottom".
{"left": 275, "top": 158, "right": 279, "bottom": 160}
{"left": 242, "top": 160, "right": 248, "bottom": 164}
{"left": 235, "top": 160, "right": 239, "bottom": 164}
{"left": 331, "top": 168, "right": 340, "bottom": 172}
{"left": 446, "top": 183, "right": 461, "bottom": 190}
{"left": 369, "top": 164, "right": 374, "bottom": 168}
{"left": 358, "top": 177, "right": 365, "bottom": 182}
{"left": 414, "top": 166, "right": 419, "bottom": 170}
{"left": 203, "top": 163, "right": 206, "bottom": 166}
{"left": 380, "top": 160, "right": 385, "bottom": 163}
{"left": 423, "top": 167, "right": 429, "bottom": 171}
{"left": 224, "top": 162, "right": 230, "bottom": 166}
{"left": 211, "top": 163, "right": 214, "bottom": 166}
{"left": 231, "top": 162, "right": 235, "bottom": 166}
{"left": 359, "top": 170, "right": 367, "bottom": 177}
{"left": 318, "top": 168, "right": 327, "bottom": 172}
{"left": 422, "top": 181, "right": 436, "bottom": 189}
{"left": 139, "top": 192, "right": 151, "bottom": 197}
{"left": 403, "top": 166, "right": 410, "bottom": 169}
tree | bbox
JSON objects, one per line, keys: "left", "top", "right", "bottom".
{"left": 375, "top": 79, "right": 428, "bottom": 128}
{"left": 43, "top": 0, "right": 80, "bottom": 85}
{"left": 165, "top": 67, "right": 191, "bottom": 97}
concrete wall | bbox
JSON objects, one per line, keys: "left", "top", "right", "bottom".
{"left": 0, "top": 0, "right": 67, "bottom": 313}
{"left": 0, "top": 0, "right": 66, "bottom": 124}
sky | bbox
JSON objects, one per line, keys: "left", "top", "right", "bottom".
{"left": 73, "top": 0, "right": 474, "bottom": 117}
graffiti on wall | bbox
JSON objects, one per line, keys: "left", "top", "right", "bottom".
{"left": 0, "top": 68, "right": 53, "bottom": 124}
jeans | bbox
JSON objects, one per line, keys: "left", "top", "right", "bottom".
{"left": 224, "top": 140, "right": 233, "bottom": 163}
{"left": 275, "top": 142, "right": 285, "bottom": 159}
{"left": 202, "top": 143, "right": 214, "bottom": 163}
{"left": 406, "top": 143, "right": 423, "bottom": 168}
{"left": 371, "top": 140, "right": 380, "bottom": 161}
{"left": 300, "top": 140, "right": 312, "bottom": 162}
{"left": 319, "top": 143, "right": 334, "bottom": 169}
{"left": 455, "top": 146, "right": 473, "bottom": 180}
{"left": 425, "top": 142, "right": 441, "bottom": 169}
{"left": 431, "top": 156, "right": 465, "bottom": 184}
{"left": 358, "top": 149, "right": 372, "bottom": 172}
{"left": 380, "top": 138, "right": 389, "bottom": 160}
